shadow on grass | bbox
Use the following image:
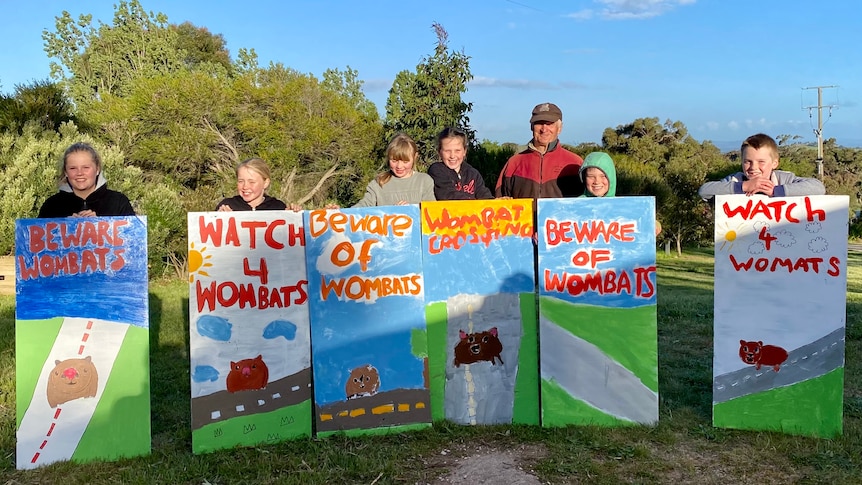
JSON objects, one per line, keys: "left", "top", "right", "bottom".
{"left": 148, "top": 291, "right": 192, "bottom": 447}
{"left": 656, "top": 277, "right": 714, "bottom": 421}
{"left": 0, "top": 302, "right": 15, "bottom": 360}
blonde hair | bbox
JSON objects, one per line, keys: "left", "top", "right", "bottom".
{"left": 236, "top": 157, "right": 273, "bottom": 181}
{"left": 377, "top": 134, "right": 418, "bottom": 187}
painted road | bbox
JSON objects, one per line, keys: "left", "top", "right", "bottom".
{"left": 17, "top": 317, "right": 128, "bottom": 470}
{"left": 191, "top": 367, "right": 312, "bottom": 429}
{"left": 713, "top": 327, "right": 844, "bottom": 403}
{"left": 540, "top": 317, "right": 658, "bottom": 424}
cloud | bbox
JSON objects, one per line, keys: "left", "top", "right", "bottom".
{"left": 706, "top": 121, "right": 719, "bottom": 131}
{"left": 744, "top": 118, "right": 768, "bottom": 129}
{"left": 728, "top": 121, "right": 739, "bottom": 130}
{"left": 470, "top": 76, "right": 553, "bottom": 89}
{"left": 470, "top": 76, "right": 586, "bottom": 90}
{"left": 362, "top": 79, "right": 392, "bottom": 93}
{"left": 567, "top": 9, "right": 595, "bottom": 20}
{"left": 567, "top": 0, "right": 696, "bottom": 21}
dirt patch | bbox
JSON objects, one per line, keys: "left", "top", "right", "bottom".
{"left": 420, "top": 443, "right": 548, "bottom": 484}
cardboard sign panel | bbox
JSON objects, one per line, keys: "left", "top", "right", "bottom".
{"left": 188, "top": 211, "right": 312, "bottom": 453}
{"left": 712, "top": 195, "right": 847, "bottom": 438}
{"left": 15, "top": 216, "right": 150, "bottom": 469}
{"left": 304, "top": 206, "right": 431, "bottom": 436}
{"left": 420, "top": 199, "right": 538, "bottom": 425}
{"left": 537, "top": 197, "right": 658, "bottom": 427}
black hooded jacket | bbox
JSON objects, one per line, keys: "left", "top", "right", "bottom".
{"left": 39, "top": 175, "right": 134, "bottom": 218}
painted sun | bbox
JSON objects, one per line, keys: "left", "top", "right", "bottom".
{"left": 718, "top": 222, "right": 745, "bottom": 251}
{"left": 188, "top": 242, "right": 213, "bottom": 283}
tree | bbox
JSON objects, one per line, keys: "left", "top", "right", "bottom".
{"left": 0, "top": 79, "right": 76, "bottom": 134}
{"left": 171, "top": 21, "right": 232, "bottom": 73}
{"left": 322, "top": 66, "right": 379, "bottom": 121}
{"left": 384, "top": 23, "right": 473, "bottom": 166}
{"left": 601, "top": 117, "right": 726, "bottom": 253}
{"left": 468, "top": 140, "right": 515, "bottom": 193}
{"left": 43, "top": 0, "right": 184, "bottom": 107}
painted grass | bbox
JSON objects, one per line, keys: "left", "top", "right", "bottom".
{"left": 15, "top": 318, "right": 64, "bottom": 425}
{"left": 539, "top": 296, "right": 658, "bottom": 391}
{"left": 192, "top": 400, "right": 312, "bottom": 454}
{"left": 714, "top": 368, "right": 844, "bottom": 439}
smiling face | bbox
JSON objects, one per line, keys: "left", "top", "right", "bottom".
{"left": 389, "top": 156, "right": 415, "bottom": 178}
{"left": 64, "top": 150, "right": 100, "bottom": 197}
{"left": 742, "top": 145, "right": 778, "bottom": 180}
{"left": 584, "top": 167, "right": 609, "bottom": 197}
{"left": 438, "top": 136, "right": 466, "bottom": 172}
{"left": 531, "top": 120, "right": 562, "bottom": 152}
{"left": 236, "top": 166, "right": 269, "bottom": 207}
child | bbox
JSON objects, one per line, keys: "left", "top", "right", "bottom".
{"left": 39, "top": 142, "right": 135, "bottom": 218}
{"left": 579, "top": 151, "right": 617, "bottom": 198}
{"left": 698, "top": 133, "right": 825, "bottom": 201}
{"left": 580, "top": 151, "right": 661, "bottom": 235}
{"left": 345, "top": 133, "right": 435, "bottom": 207}
{"left": 427, "top": 127, "right": 493, "bottom": 200}
{"left": 216, "top": 158, "right": 289, "bottom": 211}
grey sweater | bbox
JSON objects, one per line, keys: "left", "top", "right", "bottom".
{"left": 698, "top": 170, "right": 825, "bottom": 201}
{"left": 352, "top": 172, "right": 436, "bottom": 207}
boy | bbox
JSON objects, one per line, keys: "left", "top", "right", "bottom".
{"left": 698, "top": 133, "right": 825, "bottom": 201}
{"left": 579, "top": 151, "right": 616, "bottom": 198}
{"left": 579, "top": 151, "right": 661, "bottom": 235}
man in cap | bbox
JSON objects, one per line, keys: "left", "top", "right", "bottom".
{"left": 494, "top": 102, "right": 584, "bottom": 199}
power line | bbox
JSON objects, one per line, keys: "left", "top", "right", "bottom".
{"left": 802, "top": 85, "right": 839, "bottom": 180}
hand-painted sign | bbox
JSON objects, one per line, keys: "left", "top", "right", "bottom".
{"left": 188, "top": 211, "right": 311, "bottom": 453}
{"left": 304, "top": 206, "right": 431, "bottom": 436}
{"left": 421, "top": 199, "right": 538, "bottom": 425}
{"left": 537, "top": 197, "right": 658, "bottom": 427}
{"left": 712, "top": 195, "right": 847, "bottom": 438}
{"left": 16, "top": 216, "right": 150, "bottom": 469}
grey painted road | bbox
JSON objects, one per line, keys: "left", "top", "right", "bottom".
{"left": 713, "top": 327, "right": 845, "bottom": 404}
{"left": 540, "top": 317, "right": 658, "bottom": 424}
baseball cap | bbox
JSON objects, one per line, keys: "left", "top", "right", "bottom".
{"left": 530, "top": 102, "right": 562, "bottom": 124}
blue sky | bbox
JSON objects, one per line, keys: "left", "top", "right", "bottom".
{"left": 2, "top": 1, "right": 859, "bottom": 149}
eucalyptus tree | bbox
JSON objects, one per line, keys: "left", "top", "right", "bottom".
{"left": 43, "top": 0, "right": 184, "bottom": 108}
{"left": 384, "top": 23, "right": 473, "bottom": 166}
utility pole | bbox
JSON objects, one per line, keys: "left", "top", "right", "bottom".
{"left": 802, "top": 85, "right": 838, "bottom": 179}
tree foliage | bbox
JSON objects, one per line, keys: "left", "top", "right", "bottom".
{"left": 171, "top": 21, "right": 232, "bottom": 74}
{"left": 601, "top": 117, "right": 727, "bottom": 252}
{"left": 384, "top": 23, "right": 473, "bottom": 166}
{"left": 43, "top": 0, "right": 184, "bottom": 107}
{"left": 15, "top": 0, "right": 862, "bottom": 270}
{"left": 0, "top": 79, "right": 76, "bottom": 134}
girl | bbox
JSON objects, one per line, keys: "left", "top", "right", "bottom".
{"left": 216, "top": 158, "right": 289, "bottom": 211}
{"left": 39, "top": 142, "right": 134, "bottom": 218}
{"left": 349, "top": 133, "right": 435, "bottom": 207}
{"left": 427, "top": 127, "right": 493, "bottom": 200}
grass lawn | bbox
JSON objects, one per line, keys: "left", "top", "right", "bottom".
{"left": 1, "top": 247, "right": 861, "bottom": 483}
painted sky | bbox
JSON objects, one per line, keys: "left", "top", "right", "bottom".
{"left": 712, "top": 194, "right": 848, "bottom": 375}
{"left": 421, "top": 200, "right": 535, "bottom": 302}
{"left": 304, "top": 206, "right": 426, "bottom": 405}
{"left": 15, "top": 216, "right": 149, "bottom": 326}
{"left": 187, "top": 211, "right": 310, "bottom": 397}
{"left": 2, "top": 1, "right": 859, "bottom": 149}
